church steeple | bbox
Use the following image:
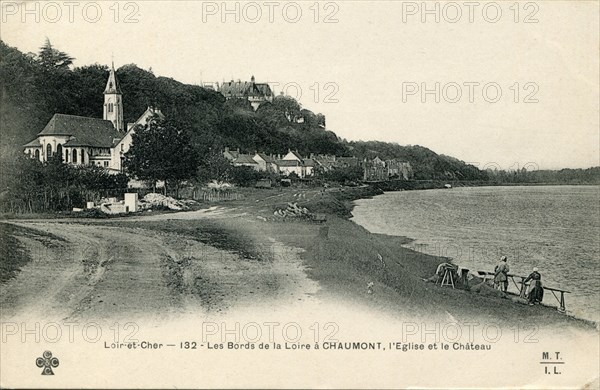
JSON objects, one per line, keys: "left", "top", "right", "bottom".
{"left": 104, "top": 61, "right": 122, "bottom": 94}
{"left": 103, "top": 62, "right": 124, "bottom": 131}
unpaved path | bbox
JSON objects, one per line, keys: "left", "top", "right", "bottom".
{"left": 0, "top": 219, "right": 319, "bottom": 322}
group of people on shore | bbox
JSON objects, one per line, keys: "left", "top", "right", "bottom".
{"left": 425, "top": 255, "right": 545, "bottom": 305}
{"left": 493, "top": 256, "right": 544, "bottom": 305}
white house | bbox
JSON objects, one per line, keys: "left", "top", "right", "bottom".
{"left": 277, "top": 150, "right": 314, "bottom": 178}
{"left": 253, "top": 153, "right": 278, "bottom": 173}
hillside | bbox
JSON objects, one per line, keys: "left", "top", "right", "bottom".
{"left": 0, "top": 39, "right": 487, "bottom": 181}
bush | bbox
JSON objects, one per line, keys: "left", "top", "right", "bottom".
{"left": 0, "top": 155, "right": 128, "bottom": 213}
{"left": 230, "top": 166, "right": 261, "bottom": 187}
{"left": 321, "top": 166, "right": 363, "bottom": 183}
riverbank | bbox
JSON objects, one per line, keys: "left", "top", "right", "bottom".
{"left": 234, "top": 186, "right": 597, "bottom": 329}
{"left": 1, "top": 184, "right": 596, "bottom": 330}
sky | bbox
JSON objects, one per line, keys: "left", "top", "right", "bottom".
{"left": 1, "top": 0, "right": 599, "bottom": 169}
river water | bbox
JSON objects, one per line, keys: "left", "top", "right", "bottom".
{"left": 351, "top": 185, "right": 600, "bottom": 321}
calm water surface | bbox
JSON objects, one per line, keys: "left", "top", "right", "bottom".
{"left": 352, "top": 186, "right": 600, "bottom": 321}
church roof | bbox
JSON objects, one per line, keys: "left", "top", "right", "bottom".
{"left": 38, "top": 114, "right": 122, "bottom": 148}
{"left": 23, "top": 139, "right": 42, "bottom": 148}
{"left": 104, "top": 63, "right": 122, "bottom": 94}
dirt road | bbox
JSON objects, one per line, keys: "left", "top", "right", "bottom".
{"left": 0, "top": 217, "right": 319, "bottom": 323}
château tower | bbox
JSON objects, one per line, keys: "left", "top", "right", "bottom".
{"left": 103, "top": 62, "right": 124, "bottom": 132}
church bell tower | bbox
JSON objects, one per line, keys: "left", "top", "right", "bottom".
{"left": 103, "top": 62, "right": 124, "bottom": 132}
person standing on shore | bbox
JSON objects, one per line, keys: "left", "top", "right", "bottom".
{"left": 494, "top": 256, "right": 510, "bottom": 292}
{"left": 524, "top": 267, "right": 544, "bottom": 305}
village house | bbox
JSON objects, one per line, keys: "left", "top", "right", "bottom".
{"left": 277, "top": 150, "right": 315, "bottom": 178}
{"left": 222, "top": 147, "right": 241, "bottom": 162}
{"left": 386, "top": 159, "right": 413, "bottom": 180}
{"left": 218, "top": 75, "right": 274, "bottom": 111}
{"left": 232, "top": 154, "right": 259, "bottom": 169}
{"left": 23, "top": 63, "right": 162, "bottom": 173}
{"left": 253, "top": 153, "right": 279, "bottom": 173}
{"left": 224, "top": 148, "right": 318, "bottom": 178}
{"left": 223, "top": 148, "right": 262, "bottom": 170}
{"left": 362, "top": 157, "right": 413, "bottom": 181}
{"left": 310, "top": 155, "right": 360, "bottom": 173}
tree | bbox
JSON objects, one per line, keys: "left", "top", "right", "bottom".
{"left": 272, "top": 95, "right": 301, "bottom": 122}
{"left": 124, "top": 116, "right": 199, "bottom": 194}
{"left": 38, "top": 38, "right": 74, "bottom": 69}
{"left": 230, "top": 166, "right": 261, "bottom": 187}
{"left": 196, "top": 152, "right": 233, "bottom": 183}
{"left": 224, "top": 97, "right": 253, "bottom": 113}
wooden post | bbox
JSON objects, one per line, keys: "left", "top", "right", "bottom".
{"left": 519, "top": 279, "right": 527, "bottom": 298}
{"left": 559, "top": 292, "right": 566, "bottom": 313}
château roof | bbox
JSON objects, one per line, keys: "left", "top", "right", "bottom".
{"left": 38, "top": 114, "right": 122, "bottom": 148}
{"left": 219, "top": 78, "right": 273, "bottom": 99}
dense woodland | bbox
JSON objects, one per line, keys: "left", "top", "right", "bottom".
{"left": 0, "top": 39, "right": 598, "bottom": 213}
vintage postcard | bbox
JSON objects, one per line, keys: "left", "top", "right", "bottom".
{"left": 0, "top": 0, "right": 598, "bottom": 388}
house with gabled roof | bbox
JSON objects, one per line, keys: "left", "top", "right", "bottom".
{"left": 278, "top": 150, "right": 314, "bottom": 178}
{"left": 253, "top": 153, "right": 278, "bottom": 173}
{"left": 231, "top": 153, "right": 258, "bottom": 171}
{"left": 23, "top": 62, "right": 162, "bottom": 173}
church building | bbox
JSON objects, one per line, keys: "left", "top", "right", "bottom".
{"left": 23, "top": 63, "right": 162, "bottom": 173}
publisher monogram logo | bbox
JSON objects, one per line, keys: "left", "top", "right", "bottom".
{"left": 36, "top": 350, "right": 59, "bottom": 375}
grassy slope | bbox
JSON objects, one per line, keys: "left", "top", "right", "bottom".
{"left": 0, "top": 222, "right": 65, "bottom": 283}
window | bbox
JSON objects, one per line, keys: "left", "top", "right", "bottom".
{"left": 72, "top": 149, "right": 78, "bottom": 163}
{"left": 65, "top": 150, "right": 70, "bottom": 162}
{"left": 56, "top": 144, "right": 63, "bottom": 160}
{"left": 104, "top": 161, "right": 109, "bottom": 167}
{"left": 34, "top": 149, "right": 40, "bottom": 160}
{"left": 108, "top": 103, "right": 114, "bottom": 113}
{"left": 46, "top": 144, "right": 52, "bottom": 159}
